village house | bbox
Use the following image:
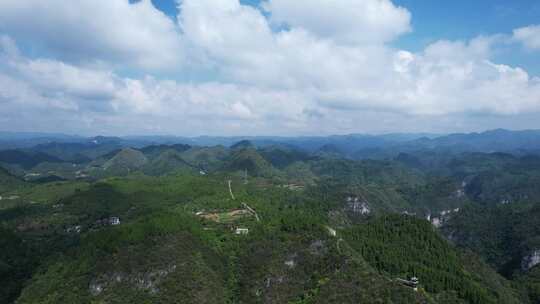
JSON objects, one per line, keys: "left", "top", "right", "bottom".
{"left": 235, "top": 228, "right": 249, "bottom": 235}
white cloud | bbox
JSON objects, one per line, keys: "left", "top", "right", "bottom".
{"left": 0, "top": 0, "right": 184, "bottom": 70}
{"left": 0, "top": 0, "right": 539, "bottom": 135}
{"left": 0, "top": 36, "right": 309, "bottom": 134}
{"left": 513, "top": 24, "right": 540, "bottom": 50}
{"left": 263, "top": 0, "right": 411, "bottom": 45}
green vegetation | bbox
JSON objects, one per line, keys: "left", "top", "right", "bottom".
{"left": 0, "top": 227, "right": 37, "bottom": 304}
{"left": 443, "top": 203, "right": 540, "bottom": 277}
{"left": 2, "top": 140, "right": 540, "bottom": 303}
{"left": 0, "top": 171, "right": 523, "bottom": 304}
{"left": 343, "top": 214, "right": 522, "bottom": 304}
{"left": 222, "top": 147, "right": 277, "bottom": 177}
{"left": 518, "top": 266, "right": 540, "bottom": 304}
{"left": 0, "top": 166, "right": 26, "bottom": 194}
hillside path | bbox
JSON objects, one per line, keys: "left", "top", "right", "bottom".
{"left": 228, "top": 179, "right": 235, "bottom": 200}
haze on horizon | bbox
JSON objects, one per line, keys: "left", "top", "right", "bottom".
{"left": 0, "top": 0, "right": 540, "bottom": 137}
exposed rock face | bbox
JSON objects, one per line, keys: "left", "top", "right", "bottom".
{"left": 522, "top": 250, "right": 540, "bottom": 271}
{"left": 346, "top": 196, "right": 370, "bottom": 215}
{"left": 427, "top": 208, "right": 460, "bottom": 228}
{"left": 430, "top": 217, "right": 442, "bottom": 228}
{"left": 284, "top": 252, "right": 298, "bottom": 269}
{"left": 89, "top": 264, "right": 177, "bottom": 296}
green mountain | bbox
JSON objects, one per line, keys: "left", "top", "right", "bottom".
{"left": 230, "top": 140, "right": 255, "bottom": 150}
{"left": 93, "top": 148, "right": 148, "bottom": 176}
{"left": 142, "top": 149, "right": 198, "bottom": 176}
{"left": 180, "top": 146, "right": 230, "bottom": 172}
{"left": 343, "top": 214, "right": 523, "bottom": 303}
{"left": 0, "top": 171, "right": 530, "bottom": 304}
{"left": 222, "top": 147, "right": 276, "bottom": 177}
{"left": 314, "top": 144, "right": 345, "bottom": 159}
{"left": 139, "top": 144, "right": 191, "bottom": 160}
{"left": 258, "top": 145, "right": 312, "bottom": 169}
{"left": 0, "top": 150, "right": 64, "bottom": 170}
{"left": 3, "top": 139, "right": 540, "bottom": 303}
{"left": 32, "top": 142, "right": 105, "bottom": 163}
{"left": 442, "top": 202, "right": 540, "bottom": 277}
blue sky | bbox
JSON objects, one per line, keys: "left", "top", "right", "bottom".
{"left": 0, "top": 0, "right": 539, "bottom": 136}
{"left": 149, "top": 0, "right": 540, "bottom": 75}
{"left": 394, "top": 0, "right": 540, "bottom": 75}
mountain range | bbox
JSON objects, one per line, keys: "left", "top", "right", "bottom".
{"left": 1, "top": 129, "right": 540, "bottom": 303}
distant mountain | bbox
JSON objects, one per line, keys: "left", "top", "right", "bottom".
{"left": 230, "top": 140, "right": 254, "bottom": 150}
{"left": 3, "top": 129, "right": 540, "bottom": 166}
{"left": 314, "top": 144, "right": 346, "bottom": 159}
{"left": 406, "top": 129, "right": 540, "bottom": 154}
{"left": 88, "top": 136, "right": 123, "bottom": 145}
{"left": 101, "top": 148, "right": 148, "bottom": 174}
{"left": 180, "top": 146, "right": 229, "bottom": 172}
{"left": 139, "top": 144, "right": 191, "bottom": 160}
{"left": 142, "top": 149, "right": 197, "bottom": 176}
{"left": 222, "top": 147, "right": 275, "bottom": 177}
{"left": 0, "top": 150, "right": 64, "bottom": 169}
{"left": 0, "top": 132, "right": 84, "bottom": 149}
{"left": 179, "top": 129, "right": 540, "bottom": 158}
{"left": 258, "top": 145, "right": 313, "bottom": 169}
{"left": 32, "top": 143, "right": 100, "bottom": 163}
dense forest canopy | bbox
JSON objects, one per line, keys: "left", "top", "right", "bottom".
{"left": 1, "top": 131, "right": 540, "bottom": 303}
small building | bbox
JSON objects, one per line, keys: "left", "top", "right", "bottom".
{"left": 96, "top": 217, "right": 121, "bottom": 226}
{"left": 235, "top": 228, "right": 249, "bottom": 235}
{"left": 397, "top": 276, "right": 419, "bottom": 292}
{"left": 109, "top": 217, "right": 121, "bottom": 225}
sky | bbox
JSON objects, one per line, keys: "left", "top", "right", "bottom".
{"left": 0, "top": 0, "right": 539, "bottom": 136}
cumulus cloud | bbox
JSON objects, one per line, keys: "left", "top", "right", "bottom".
{"left": 0, "top": 35, "right": 309, "bottom": 134}
{"left": 263, "top": 0, "right": 411, "bottom": 45}
{"left": 0, "top": 0, "right": 539, "bottom": 135}
{"left": 513, "top": 24, "right": 540, "bottom": 50}
{"left": 0, "top": 0, "right": 184, "bottom": 70}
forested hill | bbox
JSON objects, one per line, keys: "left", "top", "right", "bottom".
{"left": 344, "top": 215, "right": 523, "bottom": 303}
{"left": 3, "top": 129, "right": 540, "bottom": 158}
{"left": 0, "top": 172, "right": 530, "bottom": 303}
{"left": 1, "top": 133, "right": 540, "bottom": 303}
